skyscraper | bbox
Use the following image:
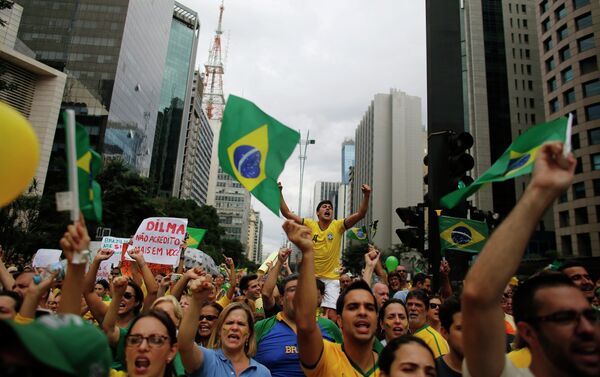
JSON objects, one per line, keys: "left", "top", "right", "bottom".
{"left": 313, "top": 181, "right": 341, "bottom": 213}
{"left": 213, "top": 168, "right": 251, "bottom": 248}
{"left": 246, "top": 209, "right": 263, "bottom": 264}
{"left": 149, "top": 2, "right": 199, "bottom": 197}
{"left": 341, "top": 138, "right": 355, "bottom": 184}
{"left": 537, "top": 0, "right": 600, "bottom": 256}
{"left": 352, "top": 89, "right": 423, "bottom": 251}
{"left": 17, "top": 0, "right": 174, "bottom": 176}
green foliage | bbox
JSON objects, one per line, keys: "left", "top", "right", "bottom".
{"left": 342, "top": 242, "right": 369, "bottom": 276}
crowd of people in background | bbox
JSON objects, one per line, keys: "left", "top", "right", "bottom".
{"left": 0, "top": 141, "right": 599, "bottom": 377}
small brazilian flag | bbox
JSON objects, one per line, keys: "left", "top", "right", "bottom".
{"left": 347, "top": 226, "right": 368, "bottom": 243}
{"left": 439, "top": 216, "right": 488, "bottom": 254}
{"left": 441, "top": 117, "right": 568, "bottom": 209}
{"left": 219, "top": 95, "right": 300, "bottom": 215}
{"left": 186, "top": 227, "right": 207, "bottom": 248}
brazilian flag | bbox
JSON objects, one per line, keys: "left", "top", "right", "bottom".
{"left": 347, "top": 226, "right": 368, "bottom": 243}
{"left": 186, "top": 227, "right": 207, "bottom": 248}
{"left": 441, "top": 117, "right": 568, "bottom": 209}
{"left": 65, "top": 113, "right": 103, "bottom": 222}
{"left": 439, "top": 216, "right": 488, "bottom": 254}
{"left": 219, "top": 95, "right": 300, "bottom": 215}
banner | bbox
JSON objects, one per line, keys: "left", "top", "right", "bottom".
{"left": 131, "top": 217, "right": 188, "bottom": 266}
{"left": 93, "top": 236, "right": 129, "bottom": 281}
{"left": 32, "top": 249, "right": 62, "bottom": 268}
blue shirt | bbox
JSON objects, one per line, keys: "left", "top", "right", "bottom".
{"left": 190, "top": 347, "right": 271, "bottom": 377}
{"left": 393, "top": 289, "right": 409, "bottom": 303}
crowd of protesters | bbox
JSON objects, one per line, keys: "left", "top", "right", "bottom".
{"left": 0, "top": 141, "right": 599, "bottom": 376}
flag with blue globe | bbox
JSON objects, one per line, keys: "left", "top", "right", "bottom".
{"left": 439, "top": 216, "right": 489, "bottom": 254}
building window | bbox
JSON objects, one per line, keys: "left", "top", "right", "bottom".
{"left": 559, "top": 211, "right": 570, "bottom": 227}
{"left": 521, "top": 4, "right": 526, "bottom": 13}
{"left": 580, "top": 56, "right": 598, "bottom": 75}
{"left": 589, "top": 128, "right": 600, "bottom": 145}
{"left": 561, "top": 235, "right": 572, "bottom": 254}
{"left": 542, "top": 17, "right": 552, "bottom": 32}
{"left": 573, "top": 0, "right": 590, "bottom": 10}
{"left": 544, "top": 37, "right": 553, "bottom": 51}
{"left": 573, "top": 182, "right": 586, "bottom": 199}
{"left": 555, "top": 5, "right": 567, "bottom": 21}
{"left": 549, "top": 98, "right": 560, "bottom": 113}
{"left": 575, "top": 207, "right": 589, "bottom": 225}
{"left": 540, "top": 0, "right": 549, "bottom": 13}
{"left": 526, "top": 64, "right": 532, "bottom": 74}
{"left": 575, "top": 157, "right": 583, "bottom": 174}
{"left": 594, "top": 178, "right": 600, "bottom": 196}
{"left": 592, "top": 153, "right": 600, "bottom": 170}
{"left": 572, "top": 133, "right": 581, "bottom": 150}
{"left": 528, "top": 80, "right": 533, "bottom": 90}
{"left": 583, "top": 79, "right": 600, "bottom": 97}
{"left": 547, "top": 77, "right": 557, "bottom": 92}
{"left": 578, "top": 34, "right": 595, "bottom": 52}
{"left": 585, "top": 104, "right": 600, "bottom": 121}
{"left": 559, "top": 46, "right": 571, "bottom": 62}
{"left": 524, "top": 49, "right": 530, "bottom": 59}
{"left": 564, "top": 89, "right": 576, "bottom": 105}
{"left": 529, "top": 98, "right": 535, "bottom": 108}
{"left": 531, "top": 113, "right": 536, "bottom": 124}
{"left": 577, "top": 233, "right": 592, "bottom": 256}
{"left": 546, "top": 57, "right": 556, "bottom": 72}
{"left": 575, "top": 13, "right": 593, "bottom": 30}
{"left": 523, "top": 19, "right": 528, "bottom": 29}
{"left": 557, "top": 25, "right": 569, "bottom": 41}
{"left": 524, "top": 34, "right": 529, "bottom": 44}
{"left": 561, "top": 67, "right": 574, "bottom": 83}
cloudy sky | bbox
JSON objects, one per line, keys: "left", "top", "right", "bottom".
{"left": 180, "top": 0, "right": 427, "bottom": 258}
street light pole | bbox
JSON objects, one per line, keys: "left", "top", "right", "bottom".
{"left": 297, "top": 131, "right": 315, "bottom": 218}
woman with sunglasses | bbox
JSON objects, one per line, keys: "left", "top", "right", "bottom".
{"left": 111, "top": 309, "right": 179, "bottom": 377}
{"left": 427, "top": 295, "right": 442, "bottom": 333}
{"left": 195, "top": 302, "right": 223, "bottom": 347}
{"left": 379, "top": 299, "right": 409, "bottom": 346}
{"left": 179, "top": 275, "right": 271, "bottom": 376}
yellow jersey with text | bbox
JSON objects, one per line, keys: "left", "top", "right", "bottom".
{"left": 303, "top": 340, "right": 379, "bottom": 377}
{"left": 303, "top": 218, "right": 346, "bottom": 279}
{"left": 413, "top": 324, "right": 449, "bottom": 358}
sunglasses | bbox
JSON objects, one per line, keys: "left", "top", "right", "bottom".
{"left": 531, "top": 309, "right": 600, "bottom": 326}
{"left": 123, "top": 292, "right": 134, "bottom": 300}
{"left": 125, "top": 334, "right": 169, "bottom": 347}
{"left": 199, "top": 315, "right": 218, "bottom": 321}
{"left": 429, "top": 303, "right": 440, "bottom": 309}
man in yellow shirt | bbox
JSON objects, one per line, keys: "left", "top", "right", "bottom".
{"left": 279, "top": 182, "right": 371, "bottom": 320}
{"left": 407, "top": 289, "right": 449, "bottom": 358}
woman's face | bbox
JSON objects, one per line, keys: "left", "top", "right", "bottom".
{"left": 119, "top": 286, "right": 138, "bottom": 315}
{"left": 427, "top": 298, "right": 442, "bottom": 323}
{"left": 389, "top": 276, "right": 401, "bottom": 291}
{"left": 180, "top": 295, "right": 190, "bottom": 314}
{"left": 198, "top": 305, "right": 220, "bottom": 338}
{"left": 220, "top": 309, "right": 250, "bottom": 353}
{"left": 382, "top": 303, "right": 408, "bottom": 341}
{"left": 125, "top": 317, "right": 177, "bottom": 377}
{"left": 383, "top": 343, "right": 436, "bottom": 377}
{"left": 154, "top": 302, "right": 180, "bottom": 328}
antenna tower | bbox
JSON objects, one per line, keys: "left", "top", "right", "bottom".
{"left": 202, "top": 0, "right": 226, "bottom": 120}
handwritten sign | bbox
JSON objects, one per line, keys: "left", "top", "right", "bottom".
{"left": 32, "top": 249, "right": 62, "bottom": 268}
{"left": 90, "top": 237, "right": 129, "bottom": 281}
{"left": 131, "top": 217, "right": 187, "bottom": 266}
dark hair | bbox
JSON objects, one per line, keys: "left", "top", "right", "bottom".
{"left": 336, "top": 279, "right": 377, "bottom": 315}
{"left": 316, "top": 278, "right": 325, "bottom": 296}
{"left": 412, "top": 273, "right": 430, "bottom": 287}
{"left": 512, "top": 271, "right": 575, "bottom": 325}
{"left": 406, "top": 289, "right": 429, "bottom": 307}
{"left": 379, "top": 335, "right": 434, "bottom": 374}
{"left": 439, "top": 295, "right": 461, "bottom": 331}
{"left": 128, "top": 280, "right": 144, "bottom": 315}
{"left": 316, "top": 200, "right": 334, "bottom": 212}
{"left": 195, "top": 302, "right": 224, "bottom": 344}
{"left": 0, "top": 290, "right": 22, "bottom": 312}
{"left": 277, "top": 273, "right": 298, "bottom": 295}
{"left": 239, "top": 274, "right": 258, "bottom": 294}
{"left": 558, "top": 260, "right": 589, "bottom": 273}
{"left": 378, "top": 298, "right": 407, "bottom": 324}
{"left": 127, "top": 310, "right": 177, "bottom": 377}
{"left": 96, "top": 279, "right": 110, "bottom": 291}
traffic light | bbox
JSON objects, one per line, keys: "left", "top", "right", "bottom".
{"left": 444, "top": 132, "right": 474, "bottom": 217}
{"left": 395, "top": 206, "right": 424, "bottom": 252}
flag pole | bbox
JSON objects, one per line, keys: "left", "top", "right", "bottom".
{"left": 65, "top": 109, "right": 79, "bottom": 222}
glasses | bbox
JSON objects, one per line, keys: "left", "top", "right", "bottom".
{"left": 199, "top": 315, "right": 218, "bottom": 321}
{"left": 531, "top": 309, "right": 600, "bottom": 326}
{"left": 429, "top": 303, "right": 440, "bottom": 309}
{"left": 123, "top": 292, "right": 134, "bottom": 300}
{"left": 125, "top": 334, "right": 170, "bottom": 348}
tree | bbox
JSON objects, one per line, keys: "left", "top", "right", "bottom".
{"left": 341, "top": 243, "right": 369, "bottom": 276}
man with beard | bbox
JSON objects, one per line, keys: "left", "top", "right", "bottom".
{"left": 284, "top": 220, "right": 381, "bottom": 377}
{"left": 280, "top": 182, "right": 371, "bottom": 320}
{"left": 437, "top": 295, "right": 463, "bottom": 377}
{"left": 559, "top": 262, "right": 596, "bottom": 303}
{"left": 462, "top": 142, "right": 600, "bottom": 377}
{"left": 406, "top": 289, "right": 448, "bottom": 358}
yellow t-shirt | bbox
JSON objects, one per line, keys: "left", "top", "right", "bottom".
{"left": 413, "top": 324, "right": 449, "bottom": 358}
{"left": 303, "top": 218, "right": 346, "bottom": 279}
{"left": 508, "top": 347, "right": 531, "bottom": 368}
{"left": 303, "top": 340, "right": 379, "bottom": 377}
{"left": 109, "top": 370, "right": 127, "bottom": 377}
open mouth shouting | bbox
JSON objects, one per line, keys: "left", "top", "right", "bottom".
{"left": 134, "top": 356, "right": 151, "bottom": 374}
{"left": 354, "top": 320, "right": 371, "bottom": 335}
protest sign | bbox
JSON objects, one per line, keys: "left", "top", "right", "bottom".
{"left": 91, "top": 236, "right": 129, "bottom": 281}
{"left": 32, "top": 249, "right": 62, "bottom": 268}
{"left": 131, "top": 217, "right": 187, "bottom": 266}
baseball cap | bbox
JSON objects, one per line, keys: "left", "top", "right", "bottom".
{"left": 0, "top": 314, "right": 111, "bottom": 376}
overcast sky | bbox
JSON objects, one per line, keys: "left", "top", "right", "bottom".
{"left": 180, "top": 0, "right": 427, "bottom": 259}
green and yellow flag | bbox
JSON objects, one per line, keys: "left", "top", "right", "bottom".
{"left": 346, "top": 226, "right": 369, "bottom": 243}
{"left": 441, "top": 117, "right": 568, "bottom": 209}
{"left": 186, "top": 227, "right": 207, "bottom": 248}
{"left": 218, "top": 95, "right": 300, "bottom": 215}
{"left": 439, "top": 216, "right": 488, "bottom": 254}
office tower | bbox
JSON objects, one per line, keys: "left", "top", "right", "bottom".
{"left": 213, "top": 168, "right": 251, "bottom": 248}
{"left": 313, "top": 181, "right": 341, "bottom": 215}
{"left": 341, "top": 138, "right": 355, "bottom": 184}
{"left": 246, "top": 209, "right": 263, "bottom": 264}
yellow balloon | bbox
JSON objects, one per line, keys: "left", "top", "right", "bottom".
{"left": 0, "top": 102, "right": 40, "bottom": 207}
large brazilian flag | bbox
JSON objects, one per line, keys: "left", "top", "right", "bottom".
{"left": 218, "top": 95, "right": 300, "bottom": 215}
{"left": 439, "top": 216, "right": 488, "bottom": 254}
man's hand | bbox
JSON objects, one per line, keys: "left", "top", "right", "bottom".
{"left": 283, "top": 220, "right": 313, "bottom": 252}
{"left": 440, "top": 260, "right": 450, "bottom": 277}
{"left": 278, "top": 247, "right": 292, "bottom": 264}
{"left": 361, "top": 184, "right": 372, "bottom": 196}
{"left": 184, "top": 267, "right": 205, "bottom": 281}
{"left": 59, "top": 213, "right": 91, "bottom": 262}
{"left": 112, "top": 276, "right": 128, "bottom": 296}
{"left": 127, "top": 247, "right": 146, "bottom": 266}
{"left": 189, "top": 275, "right": 214, "bottom": 304}
{"left": 529, "top": 142, "right": 576, "bottom": 196}
{"left": 365, "top": 245, "right": 380, "bottom": 269}
{"left": 94, "top": 249, "right": 114, "bottom": 263}
{"left": 225, "top": 257, "right": 234, "bottom": 270}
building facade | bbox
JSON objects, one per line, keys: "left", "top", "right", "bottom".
{"left": 213, "top": 168, "right": 251, "bottom": 248}
{"left": 352, "top": 89, "right": 423, "bottom": 251}
{"left": 149, "top": 2, "right": 199, "bottom": 197}
{"left": 536, "top": 0, "right": 600, "bottom": 256}
{"left": 246, "top": 209, "right": 263, "bottom": 264}
{"left": 341, "top": 138, "right": 355, "bottom": 184}
{"left": 313, "top": 181, "right": 341, "bottom": 216}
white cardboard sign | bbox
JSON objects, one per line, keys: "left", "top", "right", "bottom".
{"left": 32, "top": 249, "right": 62, "bottom": 268}
{"left": 131, "top": 217, "right": 187, "bottom": 266}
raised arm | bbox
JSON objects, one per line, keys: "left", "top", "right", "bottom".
{"left": 128, "top": 247, "right": 158, "bottom": 313}
{"left": 170, "top": 267, "right": 203, "bottom": 300}
{"left": 344, "top": 184, "right": 371, "bottom": 229}
{"left": 262, "top": 247, "right": 291, "bottom": 310}
{"left": 362, "top": 246, "right": 380, "bottom": 287}
{"left": 439, "top": 260, "right": 452, "bottom": 300}
{"left": 285, "top": 220, "right": 323, "bottom": 367}
{"left": 178, "top": 275, "right": 213, "bottom": 373}
{"left": 102, "top": 276, "right": 128, "bottom": 346}
{"left": 279, "top": 182, "right": 302, "bottom": 223}
{"left": 83, "top": 248, "right": 114, "bottom": 322}
{"left": 462, "top": 142, "right": 575, "bottom": 377}
{"left": 224, "top": 257, "right": 237, "bottom": 301}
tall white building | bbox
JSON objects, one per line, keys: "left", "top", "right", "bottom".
{"left": 246, "top": 209, "right": 263, "bottom": 264}
{"left": 313, "top": 181, "right": 341, "bottom": 216}
{"left": 352, "top": 89, "right": 423, "bottom": 251}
